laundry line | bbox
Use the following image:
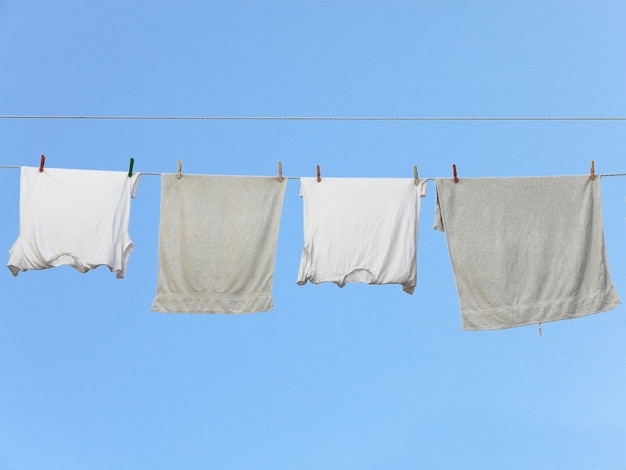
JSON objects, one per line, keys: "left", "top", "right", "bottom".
{"left": 1, "top": 164, "right": 626, "bottom": 180}
{"left": 2, "top": 115, "right": 626, "bottom": 121}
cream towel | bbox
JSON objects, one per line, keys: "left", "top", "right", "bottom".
{"left": 151, "top": 175, "right": 287, "bottom": 314}
{"left": 297, "top": 177, "right": 427, "bottom": 294}
{"left": 434, "top": 175, "right": 620, "bottom": 330}
{"left": 8, "top": 167, "right": 141, "bottom": 278}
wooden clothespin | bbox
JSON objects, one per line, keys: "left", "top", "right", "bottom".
{"left": 590, "top": 160, "right": 595, "bottom": 180}
{"left": 128, "top": 158, "right": 135, "bottom": 177}
{"left": 413, "top": 165, "right": 419, "bottom": 186}
{"left": 316, "top": 165, "right": 321, "bottom": 182}
{"left": 452, "top": 164, "right": 459, "bottom": 183}
{"left": 177, "top": 160, "right": 182, "bottom": 179}
{"left": 278, "top": 161, "right": 283, "bottom": 182}
{"left": 39, "top": 154, "right": 45, "bottom": 172}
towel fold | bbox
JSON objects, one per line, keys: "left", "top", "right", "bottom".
{"left": 297, "top": 177, "right": 427, "bottom": 294}
{"left": 151, "top": 175, "right": 287, "bottom": 314}
{"left": 434, "top": 175, "right": 620, "bottom": 330}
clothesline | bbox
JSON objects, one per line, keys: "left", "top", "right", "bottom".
{"left": 2, "top": 115, "right": 626, "bottom": 121}
{"left": 1, "top": 164, "right": 625, "bottom": 180}
{"left": 5, "top": 167, "right": 621, "bottom": 326}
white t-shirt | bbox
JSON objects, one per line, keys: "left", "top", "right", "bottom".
{"left": 8, "top": 166, "right": 141, "bottom": 278}
{"left": 297, "top": 177, "right": 427, "bottom": 294}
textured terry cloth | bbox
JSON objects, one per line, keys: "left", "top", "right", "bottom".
{"left": 8, "top": 166, "right": 141, "bottom": 278}
{"left": 151, "top": 175, "right": 287, "bottom": 314}
{"left": 434, "top": 175, "right": 621, "bottom": 331}
{"left": 297, "top": 177, "right": 427, "bottom": 294}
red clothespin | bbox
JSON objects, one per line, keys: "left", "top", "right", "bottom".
{"left": 278, "top": 161, "right": 283, "bottom": 182}
{"left": 316, "top": 165, "right": 321, "bottom": 182}
{"left": 39, "top": 154, "right": 45, "bottom": 172}
{"left": 452, "top": 164, "right": 459, "bottom": 183}
{"left": 590, "top": 160, "right": 595, "bottom": 181}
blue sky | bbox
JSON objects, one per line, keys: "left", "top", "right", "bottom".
{"left": 1, "top": 1, "right": 626, "bottom": 469}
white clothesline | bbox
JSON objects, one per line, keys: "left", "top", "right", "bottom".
{"left": 2, "top": 115, "right": 626, "bottom": 121}
{"left": 0, "top": 165, "right": 625, "bottom": 180}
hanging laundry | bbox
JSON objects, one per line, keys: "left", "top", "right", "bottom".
{"left": 297, "top": 177, "right": 427, "bottom": 294}
{"left": 151, "top": 175, "right": 287, "bottom": 314}
{"left": 434, "top": 175, "right": 621, "bottom": 330}
{"left": 7, "top": 166, "right": 142, "bottom": 278}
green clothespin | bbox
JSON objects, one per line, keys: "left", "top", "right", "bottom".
{"left": 128, "top": 158, "right": 135, "bottom": 177}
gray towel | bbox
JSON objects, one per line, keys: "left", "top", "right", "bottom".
{"left": 152, "top": 174, "right": 287, "bottom": 314}
{"left": 434, "top": 175, "right": 620, "bottom": 330}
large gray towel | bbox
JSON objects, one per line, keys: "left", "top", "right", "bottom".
{"left": 434, "top": 175, "right": 620, "bottom": 330}
{"left": 152, "top": 175, "right": 287, "bottom": 314}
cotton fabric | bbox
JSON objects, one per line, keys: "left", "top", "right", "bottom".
{"left": 8, "top": 166, "right": 141, "bottom": 278}
{"left": 151, "top": 174, "right": 287, "bottom": 314}
{"left": 297, "top": 177, "right": 427, "bottom": 294}
{"left": 434, "top": 175, "right": 621, "bottom": 330}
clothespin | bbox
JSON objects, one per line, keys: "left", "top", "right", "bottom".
{"left": 590, "top": 160, "right": 595, "bottom": 181}
{"left": 278, "top": 161, "right": 283, "bottom": 182}
{"left": 39, "top": 154, "right": 45, "bottom": 172}
{"left": 128, "top": 158, "right": 135, "bottom": 177}
{"left": 316, "top": 165, "right": 321, "bottom": 182}
{"left": 452, "top": 164, "right": 459, "bottom": 183}
{"left": 413, "top": 165, "right": 419, "bottom": 186}
{"left": 177, "top": 160, "right": 182, "bottom": 179}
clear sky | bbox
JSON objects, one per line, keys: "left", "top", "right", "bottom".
{"left": 1, "top": 1, "right": 626, "bottom": 469}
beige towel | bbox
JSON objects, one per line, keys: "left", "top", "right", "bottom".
{"left": 434, "top": 175, "right": 620, "bottom": 330}
{"left": 152, "top": 174, "right": 287, "bottom": 314}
